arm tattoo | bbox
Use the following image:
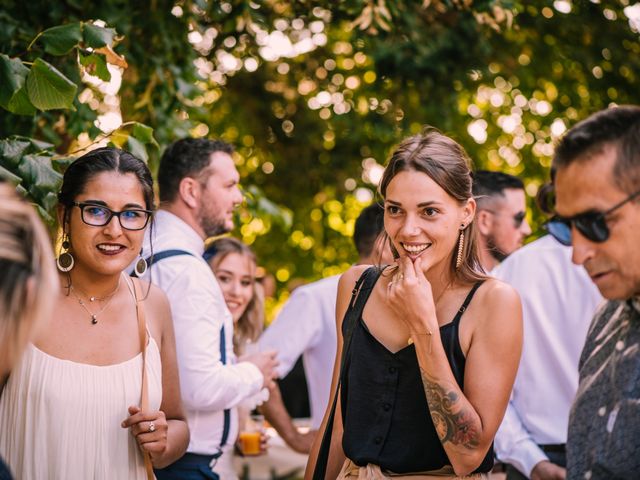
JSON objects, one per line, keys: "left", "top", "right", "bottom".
{"left": 420, "top": 368, "right": 480, "bottom": 449}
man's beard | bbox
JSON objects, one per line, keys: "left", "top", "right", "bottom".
{"left": 199, "top": 210, "right": 230, "bottom": 237}
{"left": 486, "top": 233, "right": 508, "bottom": 263}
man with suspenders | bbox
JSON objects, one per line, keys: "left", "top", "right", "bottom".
{"left": 138, "top": 138, "right": 278, "bottom": 480}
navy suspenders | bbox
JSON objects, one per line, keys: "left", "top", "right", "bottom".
{"left": 214, "top": 325, "right": 231, "bottom": 458}
{"left": 133, "top": 249, "right": 231, "bottom": 456}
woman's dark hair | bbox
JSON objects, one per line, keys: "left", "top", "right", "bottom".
{"left": 58, "top": 147, "right": 155, "bottom": 229}
{"left": 378, "top": 127, "right": 486, "bottom": 282}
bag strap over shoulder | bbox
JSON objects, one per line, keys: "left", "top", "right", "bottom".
{"left": 131, "top": 277, "right": 156, "bottom": 480}
{"left": 313, "top": 266, "right": 382, "bottom": 480}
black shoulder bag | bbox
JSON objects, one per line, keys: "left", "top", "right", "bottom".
{"left": 312, "top": 266, "right": 381, "bottom": 480}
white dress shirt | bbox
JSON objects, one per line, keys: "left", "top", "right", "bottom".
{"left": 258, "top": 274, "right": 340, "bottom": 429}
{"left": 141, "top": 210, "right": 263, "bottom": 458}
{"left": 493, "top": 235, "right": 603, "bottom": 477}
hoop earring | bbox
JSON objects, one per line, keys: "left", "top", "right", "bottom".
{"left": 56, "top": 236, "right": 75, "bottom": 272}
{"left": 134, "top": 249, "right": 148, "bottom": 277}
{"left": 455, "top": 226, "right": 465, "bottom": 270}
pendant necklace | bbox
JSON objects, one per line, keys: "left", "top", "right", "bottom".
{"left": 69, "top": 275, "right": 122, "bottom": 325}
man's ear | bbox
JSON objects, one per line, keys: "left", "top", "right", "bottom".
{"left": 476, "top": 209, "right": 493, "bottom": 236}
{"left": 178, "top": 177, "right": 201, "bottom": 209}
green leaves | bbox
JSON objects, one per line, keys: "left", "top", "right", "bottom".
{"left": 0, "top": 137, "right": 63, "bottom": 224}
{"left": 82, "top": 23, "right": 116, "bottom": 49}
{"left": 35, "top": 21, "right": 116, "bottom": 55}
{"left": 26, "top": 58, "right": 78, "bottom": 111}
{"left": 0, "top": 21, "right": 121, "bottom": 116}
{"left": 0, "top": 54, "right": 36, "bottom": 115}
{"left": 79, "top": 53, "right": 111, "bottom": 81}
{"left": 1, "top": 56, "right": 77, "bottom": 113}
{"left": 107, "top": 121, "right": 159, "bottom": 163}
{"left": 38, "top": 22, "right": 83, "bottom": 55}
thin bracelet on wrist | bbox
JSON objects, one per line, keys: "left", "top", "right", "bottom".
{"left": 407, "top": 330, "right": 433, "bottom": 353}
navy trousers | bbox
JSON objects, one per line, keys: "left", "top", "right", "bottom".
{"left": 154, "top": 453, "right": 220, "bottom": 480}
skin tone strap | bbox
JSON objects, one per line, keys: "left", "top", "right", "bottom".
{"left": 131, "top": 277, "right": 155, "bottom": 480}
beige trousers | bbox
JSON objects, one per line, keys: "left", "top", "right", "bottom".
{"left": 336, "top": 459, "right": 488, "bottom": 479}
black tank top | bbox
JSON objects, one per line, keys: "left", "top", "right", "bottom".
{"left": 340, "top": 273, "right": 493, "bottom": 474}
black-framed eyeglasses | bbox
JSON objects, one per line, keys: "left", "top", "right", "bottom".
{"left": 73, "top": 202, "right": 152, "bottom": 231}
{"left": 485, "top": 209, "right": 527, "bottom": 228}
{"left": 545, "top": 188, "right": 640, "bottom": 246}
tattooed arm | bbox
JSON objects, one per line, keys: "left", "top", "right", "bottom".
{"left": 412, "top": 279, "right": 523, "bottom": 475}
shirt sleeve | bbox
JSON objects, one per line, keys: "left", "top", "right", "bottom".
{"left": 165, "top": 259, "right": 264, "bottom": 412}
{"left": 258, "top": 286, "right": 323, "bottom": 378}
{"left": 494, "top": 401, "right": 549, "bottom": 477}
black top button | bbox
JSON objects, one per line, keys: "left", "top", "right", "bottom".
{"left": 383, "top": 403, "right": 391, "bottom": 411}
{"left": 389, "top": 366, "right": 396, "bottom": 373}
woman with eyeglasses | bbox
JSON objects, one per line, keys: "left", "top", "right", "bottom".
{"left": 0, "top": 148, "right": 189, "bottom": 479}
{"left": 306, "top": 128, "right": 523, "bottom": 479}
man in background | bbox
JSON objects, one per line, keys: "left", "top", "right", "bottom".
{"left": 143, "top": 138, "right": 278, "bottom": 479}
{"left": 472, "top": 170, "right": 531, "bottom": 272}
{"left": 493, "top": 225, "right": 602, "bottom": 479}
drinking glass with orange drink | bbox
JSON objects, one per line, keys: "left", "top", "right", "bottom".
{"left": 239, "top": 414, "right": 266, "bottom": 456}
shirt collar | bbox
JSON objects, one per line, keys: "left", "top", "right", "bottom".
{"left": 153, "top": 209, "right": 204, "bottom": 256}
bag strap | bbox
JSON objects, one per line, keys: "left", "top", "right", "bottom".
{"left": 313, "top": 266, "right": 381, "bottom": 480}
{"left": 132, "top": 277, "right": 155, "bottom": 480}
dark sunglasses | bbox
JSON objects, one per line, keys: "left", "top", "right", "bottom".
{"left": 485, "top": 209, "right": 527, "bottom": 228}
{"left": 545, "top": 188, "right": 640, "bottom": 246}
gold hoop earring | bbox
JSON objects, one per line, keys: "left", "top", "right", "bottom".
{"left": 56, "top": 236, "right": 74, "bottom": 272}
{"left": 456, "top": 226, "right": 465, "bottom": 269}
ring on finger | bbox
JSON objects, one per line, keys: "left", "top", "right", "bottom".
{"left": 148, "top": 422, "right": 156, "bottom": 433}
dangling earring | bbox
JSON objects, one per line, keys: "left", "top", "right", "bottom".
{"left": 456, "top": 225, "right": 465, "bottom": 269}
{"left": 134, "top": 248, "right": 148, "bottom": 277}
{"left": 56, "top": 236, "right": 75, "bottom": 272}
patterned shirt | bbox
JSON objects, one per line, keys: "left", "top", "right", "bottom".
{"left": 567, "top": 297, "right": 640, "bottom": 480}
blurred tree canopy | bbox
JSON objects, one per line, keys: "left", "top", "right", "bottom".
{"left": 1, "top": 0, "right": 639, "bottom": 300}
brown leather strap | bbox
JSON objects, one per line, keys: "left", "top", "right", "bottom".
{"left": 132, "top": 277, "right": 155, "bottom": 480}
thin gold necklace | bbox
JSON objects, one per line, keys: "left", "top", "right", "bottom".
{"left": 69, "top": 275, "right": 122, "bottom": 325}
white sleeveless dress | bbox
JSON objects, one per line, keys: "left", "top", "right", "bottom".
{"left": 0, "top": 335, "right": 162, "bottom": 479}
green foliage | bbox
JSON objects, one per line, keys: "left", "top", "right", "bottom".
{"left": 37, "top": 23, "right": 82, "bottom": 55}
{"left": 0, "top": 136, "right": 63, "bottom": 224}
{"left": 26, "top": 58, "right": 78, "bottom": 111}
{"left": 0, "top": 17, "right": 159, "bottom": 225}
{"left": 0, "top": 54, "right": 36, "bottom": 115}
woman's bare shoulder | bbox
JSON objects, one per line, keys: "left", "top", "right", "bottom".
{"left": 477, "top": 277, "right": 519, "bottom": 305}
{"left": 473, "top": 277, "right": 522, "bottom": 332}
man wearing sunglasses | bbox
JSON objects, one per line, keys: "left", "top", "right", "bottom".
{"left": 472, "top": 170, "right": 532, "bottom": 272}
{"left": 550, "top": 105, "right": 640, "bottom": 479}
